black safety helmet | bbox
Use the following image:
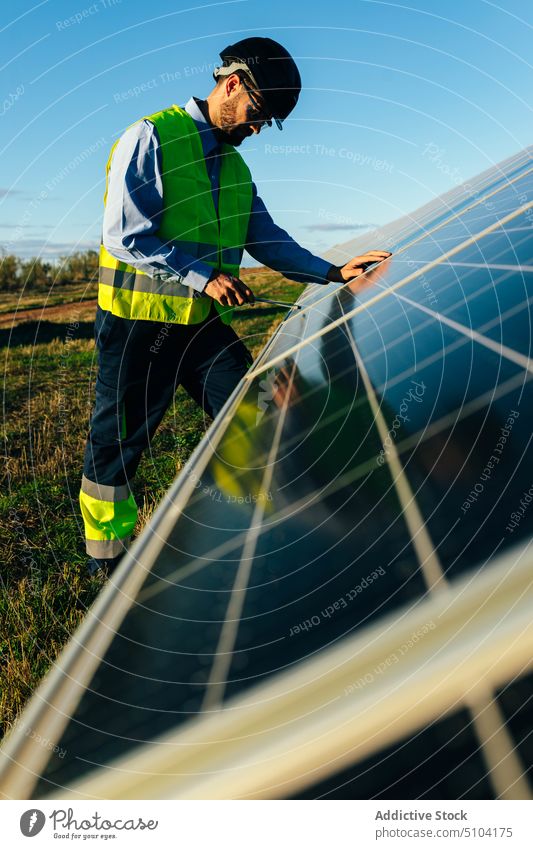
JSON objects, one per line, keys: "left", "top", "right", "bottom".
{"left": 213, "top": 37, "right": 302, "bottom": 130}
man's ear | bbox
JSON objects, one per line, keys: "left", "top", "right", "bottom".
{"left": 224, "top": 73, "right": 241, "bottom": 98}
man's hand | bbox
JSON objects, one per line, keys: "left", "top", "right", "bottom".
{"left": 204, "top": 271, "right": 255, "bottom": 306}
{"left": 327, "top": 250, "right": 392, "bottom": 283}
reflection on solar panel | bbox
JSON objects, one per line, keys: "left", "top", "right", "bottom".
{"left": 1, "top": 146, "right": 532, "bottom": 801}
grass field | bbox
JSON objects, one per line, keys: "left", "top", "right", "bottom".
{"left": 0, "top": 269, "right": 304, "bottom": 737}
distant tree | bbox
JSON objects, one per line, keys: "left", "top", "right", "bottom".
{"left": 20, "top": 258, "right": 54, "bottom": 292}
{"left": 57, "top": 250, "right": 99, "bottom": 284}
{"left": 1, "top": 249, "right": 99, "bottom": 293}
{"left": 0, "top": 253, "right": 22, "bottom": 291}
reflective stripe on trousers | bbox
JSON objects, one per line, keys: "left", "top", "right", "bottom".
{"left": 79, "top": 474, "right": 136, "bottom": 558}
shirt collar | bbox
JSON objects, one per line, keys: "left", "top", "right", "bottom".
{"left": 184, "top": 96, "right": 219, "bottom": 156}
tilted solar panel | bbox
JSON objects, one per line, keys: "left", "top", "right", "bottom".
{"left": 0, "top": 147, "right": 532, "bottom": 800}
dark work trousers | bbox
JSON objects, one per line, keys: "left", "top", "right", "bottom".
{"left": 80, "top": 303, "right": 252, "bottom": 570}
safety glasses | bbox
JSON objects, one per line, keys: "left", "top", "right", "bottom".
{"left": 241, "top": 78, "right": 283, "bottom": 130}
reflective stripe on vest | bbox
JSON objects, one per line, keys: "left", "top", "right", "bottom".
{"left": 99, "top": 104, "right": 253, "bottom": 325}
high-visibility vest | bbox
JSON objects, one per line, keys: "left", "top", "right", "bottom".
{"left": 98, "top": 104, "right": 253, "bottom": 325}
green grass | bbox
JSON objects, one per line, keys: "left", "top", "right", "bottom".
{"left": 0, "top": 269, "right": 303, "bottom": 737}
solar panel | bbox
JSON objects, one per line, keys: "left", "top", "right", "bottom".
{"left": 0, "top": 146, "right": 531, "bottom": 801}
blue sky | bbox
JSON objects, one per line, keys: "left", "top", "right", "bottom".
{"left": 1, "top": 0, "right": 531, "bottom": 263}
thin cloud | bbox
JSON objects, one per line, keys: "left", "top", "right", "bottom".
{"left": 1, "top": 238, "right": 98, "bottom": 259}
{"left": 305, "top": 222, "right": 379, "bottom": 232}
{"left": 0, "top": 223, "right": 54, "bottom": 229}
{"left": 0, "top": 188, "right": 24, "bottom": 198}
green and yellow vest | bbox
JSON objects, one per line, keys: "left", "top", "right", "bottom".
{"left": 98, "top": 104, "right": 253, "bottom": 325}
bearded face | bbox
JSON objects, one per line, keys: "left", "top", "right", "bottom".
{"left": 217, "top": 95, "right": 254, "bottom": 146}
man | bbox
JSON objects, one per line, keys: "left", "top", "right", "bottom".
{"left": 80, "top": 36, "right": 391, "bottom": 576}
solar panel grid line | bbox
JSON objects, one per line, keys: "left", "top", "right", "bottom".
{"left": 47, "top": 543, "right": 533, "bottom": 800}
{"left": 201, "top": 322, "right": 310, "bottom": 712}
{"left": 464, "top": 689, "right": 531, "bottom": 800}
{"left": 368, "top": 269, "right": 530, "bottom": 351}
{"left": 498, "top": 227, "right": 533, "bottom": 233}
{"left": 139, "top": 339, "right": 531, "bottom": 631}
{"left": 337, "top": 297, "right": 529, "bottom": 709}
{"left": 297, "top": 243, "right": 533, "bottom": 382}
{"left": 245, "top": 200, "right": 533, "bottom": 381}
{"left": 438, "top": 262, "right": 533, "bottom": 272}
{"left": 310, "top": 197, "right": 529, "bottom": 342}
{"left": 242, "top": 264, "right": 530, "bottom": 454}
{"left": 370, "top": 258, "right": 528, "bottom": 266}
{"left": 136, "top": 364, "right": 532, "bottom": 616}
{"left": 393, "top": 292, "right": 533, "bottom": 373}
{"left": 255, "top": 298, "right": 533, "bottom": 496}
{"left": 340, "top": 311, "right": 449, "bottom": 594}
{"left": 281, "top": 163, "right": 533, "bottom": 331}
{"left": 290, "top": 205, "right": 533, "bottom": 368}
{"left": 371, "top": 293, "right": 532, "bottom": 397}
{"left": 376, "top": 369, "right": 531, "bottom": 475}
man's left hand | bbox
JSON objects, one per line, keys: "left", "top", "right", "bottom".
{"left": 327, "top": 250, "right": 392, "bottom": 283}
